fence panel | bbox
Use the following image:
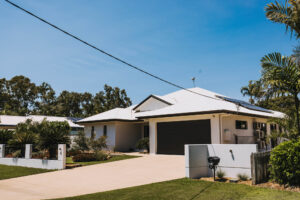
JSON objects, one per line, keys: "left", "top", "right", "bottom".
{"left": 251, "top": 151, "right": 271, "bottom": 185}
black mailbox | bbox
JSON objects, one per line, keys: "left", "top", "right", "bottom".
{"left": 207, "top": 156, "right": 220, "bottom": 181}
{"left": 208, "top": 156, "right": 220, "bottom": 167}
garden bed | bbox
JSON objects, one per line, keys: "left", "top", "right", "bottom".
{"left": 199, "top": 177, "right": 300, "bottom": 192}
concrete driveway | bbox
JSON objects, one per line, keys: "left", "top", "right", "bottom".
{"left": 0, "top": 154, "right": 185, "bottom": 200}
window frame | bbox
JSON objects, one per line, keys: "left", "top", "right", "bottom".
{"left": 235, "top": 120, "right": 248, "bottom": 130}
{"left": 103, "top": 125, "right": 107, "bottom": 137}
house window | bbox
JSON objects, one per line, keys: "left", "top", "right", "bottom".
{"left": 236, "top": 120, "right": 247, "bottom": 129}
{"left": 144, "top": 125, "right": 149, "bottom": 138}
{"left": 91, "top": 126, "right": 95, "bottom": 138}
{"left": 103, "top": 125, "right": 107, "bottom": 137}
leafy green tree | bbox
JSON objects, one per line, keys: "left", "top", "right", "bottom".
{"left": 94, "top": 84, "right": 132, "bottom": 114}
{"left": 33, "top": 82, "right": 57, "bottom": 115}
{"left": 261, "top": 52, "right": 300, "bottom": 135}
{"left": 265, "top": 0, "right": 300, "bottom": 38}
{"left": 0, "top": 129, "right": 14, "bottom": 144}
{"left": 38, "top": 120, "right": 70, "bottom": 158}
{"left": 5, "top": 76, "right": 38, "bottom": 115}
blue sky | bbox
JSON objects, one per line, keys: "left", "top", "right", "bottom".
{"left": 0, "top": 0, "right": 297, "bottom": 104}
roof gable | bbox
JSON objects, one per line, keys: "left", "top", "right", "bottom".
{"left": 133, "top": 95, "right": 172, "bottom": 112}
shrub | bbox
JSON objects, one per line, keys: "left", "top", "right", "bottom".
{"left": 12, "top": 150, "right": 22, "bottom": 158}
{"left": 67, "top": 148, "right": 82, "bottom": 157}
{"left": 269, "top": 140, "right": 300, "bottom": 186}
{"left": 95, "top": 151, "right": 109, "bottom": 161}
{"left": 217, "top": 170, "right": 226, "bottom": 179}
{"left": 32, "top": 151, "right": 48, "bottom": 159}
{"left": 0, "top": 129, "right": 14, "bottom": 144}
{"left": 237, "top": 173, "right": 249, "bottom": 181}
{"left": 73, "top": 131, "right": 89, "bottom": 151}
{"left": 136, "top": 137, "right": 149, "bottom": 151}
{"left": 88, "top": 136, "right": 107, "bottom": 152}
{"left": 72, "top": 153, "right": 96, "bottom": 162}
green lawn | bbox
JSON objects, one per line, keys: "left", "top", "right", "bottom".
{"left": 0, "top": 164, "right": 52, "bottom": 180}
{"left": 66, "top": 155, "right": 139, "bottom": 166}
{"left": 53, "top": 178, "right": 300, "bottom": 200}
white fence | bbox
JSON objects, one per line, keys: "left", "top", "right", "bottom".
{"left": 0, "top": 144, "right": 66, "bottom": 170}
{"left": 185, "top": 144, "right": 257, "bottom": 179}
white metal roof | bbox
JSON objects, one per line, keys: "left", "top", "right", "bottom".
{"left": 78, "top": 87, "right": 285, "bottom": 123}
{"left": 77, "top": 106, "right": 137, "bottom": 123}
{"left": 0, "top": 115, "right": 83, "bottom": 128}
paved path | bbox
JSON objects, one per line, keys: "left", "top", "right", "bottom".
{"left": 0, "top": 154, "right": 185, "bottom": 200}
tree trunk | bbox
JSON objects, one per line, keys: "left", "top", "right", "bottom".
{"left": 294, "top": 94, "right": 300, "bottom": 135}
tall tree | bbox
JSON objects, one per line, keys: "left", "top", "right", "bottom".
{"left": 5, "top": 76, "right": 38, "bottom": 115}
{"left": 261, "top": 52, "right": 300, "bottom": 135}
{"left": 33, "top": 82, "right": 57, "bottom": 115}
{"left": 265, "top": 0, "right": 300, "bottom": 38}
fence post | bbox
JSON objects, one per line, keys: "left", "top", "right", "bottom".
{"left": 251, "top": 153, "right": 256, "bottom": 185}
{"left": 25, "top": 144, "right": 32, "bottom": 159}
{"left": 0, "top": 144, "right": 5, "bottom": 158}
{"left": 58, "top": 144, "right": 66, "bottom": 169}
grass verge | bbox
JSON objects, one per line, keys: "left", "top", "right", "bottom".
{"left": 0, "top": 164, "right": 52, "bottom": 180}
{"left": 53, "top": 178, "right": 300, "bottom": 200}
{"left": 66, "top": 155, "right": 139, "bottom": 166}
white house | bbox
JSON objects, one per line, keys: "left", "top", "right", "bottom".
{"left": 77, "top": 87, "right": 284, "bottom": 155}
{"left": 0, "top": 115, "right": 84, "bottom": 137}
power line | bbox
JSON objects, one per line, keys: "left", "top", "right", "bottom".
{"left": 5, "top": 0, "right": 221, "bottom": 101}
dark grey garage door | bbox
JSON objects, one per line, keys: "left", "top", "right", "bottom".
{"left": 157, "top": 119, "right": 211, "bottom": 155}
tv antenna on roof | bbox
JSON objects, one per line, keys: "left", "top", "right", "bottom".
{"left": 191, "top": 77, "right": 196, "bottom": 87}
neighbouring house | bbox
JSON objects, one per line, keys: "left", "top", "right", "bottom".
{"left": 77, "top": 87, "right": 285, "bottom": 155}
{"left": 0, "top": 115, "right": 84, "bottom": 143}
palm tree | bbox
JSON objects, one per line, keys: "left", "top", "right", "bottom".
{"left": 38, "top": 120, "right": 70, "bottom": 158}
{"left": 241, "top": 80, "right": 264, "bottom": 104}
{"left": 265, "top": 0, "right": 300, "bottom": 38}
{"left": 261, "top": 52, "right": 300, "bottom": 135}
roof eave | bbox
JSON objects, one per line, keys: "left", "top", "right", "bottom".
{"left": 76, "top": 119, "right": 143, "bottom": 124}
{"left": 136, "top": 110, "right": 281, "bottom": 119}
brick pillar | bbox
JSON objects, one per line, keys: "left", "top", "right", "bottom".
{"left": 25, "top": 144, "right": 32, "bottom": 159}
{"left": 58, "top": 144, "right": 66, "bottom": 169}
{"left": 0, "top": 144, "right": 5, "bottom": 158}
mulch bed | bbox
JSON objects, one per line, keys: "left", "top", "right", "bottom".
{"left": 199, "top": 177, "right": 300, "bottom": 192}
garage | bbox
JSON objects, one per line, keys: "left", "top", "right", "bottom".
{"left": 157, "top": 119, "right": 211, "bottom": 155}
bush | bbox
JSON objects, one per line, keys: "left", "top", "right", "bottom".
{"left": 88, "top": 136, "right": 107, "bottom": 152}
{"left": 95, "top": 151, "right": 109, "bottom": 161}
{"left": 217, "top": 170, "right": 226, "bottom": 179}
{"left": 73, "top": 131, "right": 89, "bottom": 151}
{"left": 237, "top": 173, "right": 249, "bottom": 181}
{"left": 72, "top": 153, "right": 96, "bottom": 162}
{"left": 0, "top": 129, "right": 14, "bottom": 144}
{"left": 269, "top": 140, "right": 300, "bottom": 186}
{"left": 67, "top": 148, "right": 82, "bottom": 157}
{"left": 32, "top": 151, "right": 48, "bottom": 159}
{"left": 136, "top": 137, "right": 149, "bottom": 151}
{"left": 12, "top": 150, "right": 22, "bottom": 158}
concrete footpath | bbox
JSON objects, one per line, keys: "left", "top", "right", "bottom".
{"left": 0, "top": 154, "right": 185, "bottom": 200}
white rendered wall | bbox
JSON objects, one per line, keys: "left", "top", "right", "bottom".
{"left": 221, "top": 115, "right": 268, "bottom": 144}
{"left": 135, "top": 97, "right": 170, "bottom": 112}
{"left": 185, "top": 144, "right": 257, "bottom": 179}
{"left": 0, "top": 144, "right": 66, "bottom": 170}
{"left": 115, "top": 123, "right": 142, "bottom": 151}
{"left": 84, "top": 123, "right": 116, "bottom": 149}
